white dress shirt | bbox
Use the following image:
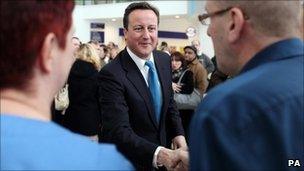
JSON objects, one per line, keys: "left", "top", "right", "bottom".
{"left": 126, "top": 47, "right": 164, "bottom": 168}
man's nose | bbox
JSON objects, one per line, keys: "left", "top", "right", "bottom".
{"left": 142, "top": 28, "right": 150, "bottom": 39}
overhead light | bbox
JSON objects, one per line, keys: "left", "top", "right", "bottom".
{"left": 111, "top": 18, "right": 116, "bottom": 22}
{"left": 175, "top": 15, "right": 180, "bottom": 19}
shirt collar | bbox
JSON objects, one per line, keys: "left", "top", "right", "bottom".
{"left": 127, "top": 47, "right": 155, "bottom": 70}
{"left": 188, "top": 58, "right": 200, "bottom": 66}
{"left": 240, "top": 38, "right": 304, "bottom": 74}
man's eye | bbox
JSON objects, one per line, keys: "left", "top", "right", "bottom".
{"left": 134, "top": 27, "right": 143, "bottom": 31}
{"left": 148, "top": 27, "right": 156, "bottom": 32}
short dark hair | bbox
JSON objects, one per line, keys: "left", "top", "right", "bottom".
{"left": 171, "top": 52, "right": 187, "bottom": 68}
{"left": 160, "top": 41, "right": 168, "bottom": 47}
{"left": 123, "top": 2, "right": 159, "bottom": 30}
{"left": 184, "top": 46, "right": 198, "bottom": 55}
{"left": 88, "top": 40, "right": 100, "bottom": 45}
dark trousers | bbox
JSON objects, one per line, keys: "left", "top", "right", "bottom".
{"left": 179, "top": 109, "right": 194, "bottom": 142}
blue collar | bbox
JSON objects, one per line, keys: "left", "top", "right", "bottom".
{"left": 240, "top": 38, "right": 304, "bottom": 74}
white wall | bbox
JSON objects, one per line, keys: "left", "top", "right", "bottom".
{"left": 72, "top": 1, "right": 214, "bottom": 58}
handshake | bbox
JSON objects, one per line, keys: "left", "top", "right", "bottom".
{"left": 157, "top": 136, "right": 189, "bottom": 171}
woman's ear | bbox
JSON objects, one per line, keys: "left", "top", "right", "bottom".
{"left": 227, "top": 7, "right": 246, "bottom": 43}
{"left": 38, "top": 33, "right": 57, "bottom": 73}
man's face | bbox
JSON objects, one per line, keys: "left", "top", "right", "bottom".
{"left": 72, "top": 38, "right": 80, "bottom": 51}
{"left": 206, "top": 1, "right": 231, "bottom": 75}
{"left": 90, "top": 43, "right": 101, "bottom": 55}
{"left": 124, "top": 9, "right": 158, "bottom": 59}
{"left": 184, "top": 48, "right": 196, "bottom": 62}
{"left": 71, "top": 38, "right": 80, "bottom": 56}
{"left": 99, "top": 46, "right": 105, "bottom": 59}
{"left": 191, "top": 40, "right": 200, "bottom": 51}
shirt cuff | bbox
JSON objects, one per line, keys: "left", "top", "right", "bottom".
{"left": 153, "top": 146, "right": 164, "bottom": 168}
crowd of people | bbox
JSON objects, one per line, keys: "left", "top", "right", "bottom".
{"left": 1, "top": 0, "right": 303, "bottom": 171}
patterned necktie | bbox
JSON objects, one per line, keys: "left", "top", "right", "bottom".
{"left": 145, "top": 61, "right": 162, "bottom": 123}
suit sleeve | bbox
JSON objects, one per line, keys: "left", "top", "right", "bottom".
{"left": 98, "top": 69, "right": 158, "bottom": 167}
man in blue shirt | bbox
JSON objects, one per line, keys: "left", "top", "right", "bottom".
{"left": 190, "top": 1, "right": 304, "bottom": 170}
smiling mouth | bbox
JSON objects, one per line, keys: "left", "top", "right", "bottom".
{"left": 140, "top": 43, "right": 151, "bottom": 46}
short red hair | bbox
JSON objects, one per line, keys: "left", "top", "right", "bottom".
{"left": 0, "top": 0, "right": 74, "bottom": 89}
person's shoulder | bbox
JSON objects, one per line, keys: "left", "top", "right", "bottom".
{"left": 201, "top": 53, "right": 210, "bottom": 59}
{"left": 153, "top": 50, "right": 171, "bottom": 66}
{"left": 193, "top": 60, "right": 206, "bottom": 72}
{"left": 2, "top": 116, "right": 133, "bottom": 170}
{"left": 37, "top": 123, "right": 133, "bottom": 169}
{"left": 153, "top": 50, "right": 170, "bottom": 60}
{"left": 100, "top": 52, "right": 125, "bottom": 74}
{"left": 200, "top": 74, "right": 257, "bottom": 111}
{"left": 200, "top": 66, "right": 284, "bottom": 114}
{"left": 184, "top": 69, "right": 193, "bottom": 76}
{"left": 71, "top": 59, "right": 98, "bottom": 77}
{"left": 154, "top": 50, "right": 169, "bottom": 56}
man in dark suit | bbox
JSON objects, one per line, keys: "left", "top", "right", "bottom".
{"left": 98, "top": 2, "right": 188, "bottom": 170}
{"left": 190, "top": 1, "right": 303, "bottom": 170}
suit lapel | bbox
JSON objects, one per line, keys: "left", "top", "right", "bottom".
{"left": 153, "top": 51, "right": 169, "bottom": 127}
{"left": 121, "top": 49, "right": 159, "bottom": 129}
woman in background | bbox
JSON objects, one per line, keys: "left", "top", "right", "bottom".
{"left": 64, "top": 43, "right": 102, "bottom": 142}
{"left": 171, "top": 52, "right": 194, "bottom": 141}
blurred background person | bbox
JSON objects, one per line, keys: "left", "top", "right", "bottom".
{"left": 52, "top": 36, "right": 81, "bottom": 124}
{"left": 109, "top": 44, "right": 120, "bottom": 61}
{"left": 183, "top": 45, "right": 208, "bottom": 95}
{"left": 107, "top": 41, "right": 116, "bottom": 50}
{"left": 0, "top": 1, "right": 133, "bottom": 170}
{"left": 72, "top": 37, "right": 81, "bottom": 53}
{"left": 99, "top": 44, "right": 108, "bottom": 67}
{"left": 88, "top": 40, "right": 100, "bottom": 50}
{"left": 63, "top": 43, "right": 102, "bottom": 142}
{"left": 169, "top": 45, "right": 177, "bottom": 54}
{"left": 171, "top": 52, "right": 194, "bottom": 141}
{"left": 159, "top": 41, "right": 170, "bottom": 55}
{"left": 191, "top": 39, "right": 214, "bottom": 74}
{"left": 206, "top": 55, "right": 228, "bottom": 92}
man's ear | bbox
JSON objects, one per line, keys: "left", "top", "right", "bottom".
{"left": 123, "top": 28, "right": 128, "bottom": 41}
{"left": 227, "top": 8, "right": 246, "bottom": 43}
{"left": 38, "top": 33, "right": 56, "bottom": 73}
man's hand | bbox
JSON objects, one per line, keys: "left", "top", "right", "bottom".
{"left": 157, "top": 148, "right": 181, "bottom": 170}
{"left": 174, "top": 149, "right": 189, "bottom": 171}
{"left": 172, "top": 135, "right": 187, "bottom": 150}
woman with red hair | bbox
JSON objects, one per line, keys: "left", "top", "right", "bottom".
{"left": 0, "top": 1, "right": 133, "bottom": 170}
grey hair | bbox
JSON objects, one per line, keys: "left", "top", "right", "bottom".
{"left": 215, "top": 0, "right": 301, "bottom": 37}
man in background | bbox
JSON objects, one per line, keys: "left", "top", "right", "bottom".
{"left": 72, "top": 37, "right": 81, "bottom": 52}
{"left": 190, "top": 1, "right": 303, "bottom": 170}
{"left": 191, "top": 39, "right": 214, "bottom": 74}
{"left": 183, "top": 46, "right": 208, "bottom": 95}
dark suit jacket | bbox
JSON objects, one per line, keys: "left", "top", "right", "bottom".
{"left": 98, "top": 49, "right": 184, "bottom": 170}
